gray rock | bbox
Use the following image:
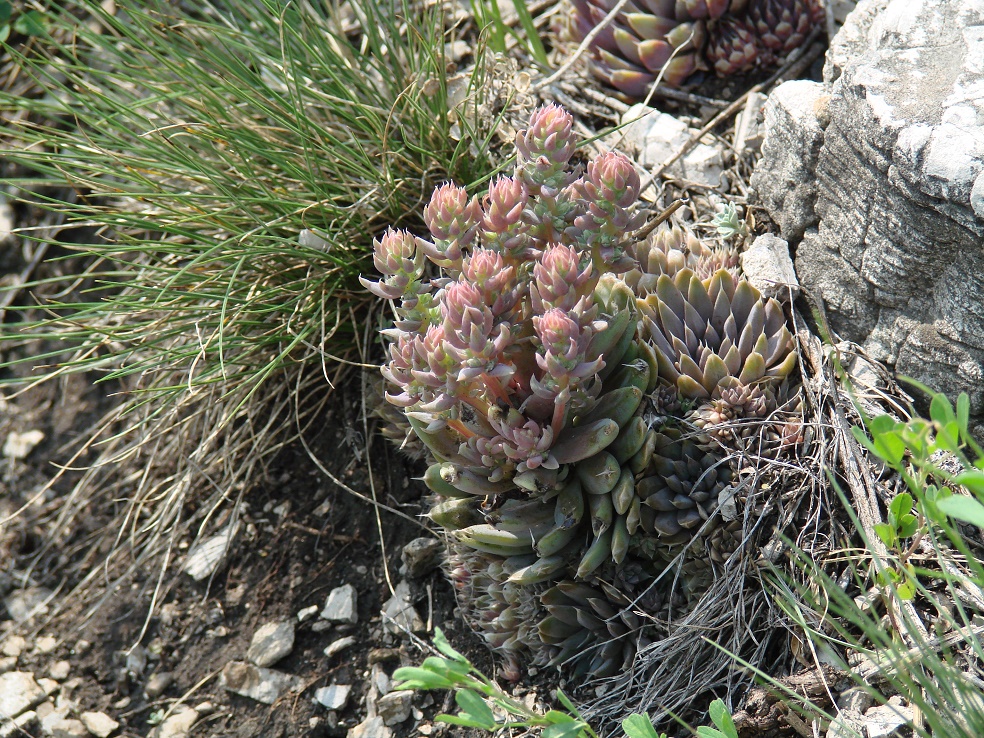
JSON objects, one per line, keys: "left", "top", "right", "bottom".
{"left": 48, "top": 661, "right": 70, "bottom": 681}
{"left": 219, "top": 661, "right": 302, "bottom": 704}
{"left": 863, "top": 702, "right": 911, "bottom": 738}
{"left": 837, "top": 686, "right": 874, "bottom": 714}
{"left": 3, "top": 588, "right": 52, "bottom": 623}
{"left": 1, "top": 636, "right": 27, "bottom": 658}
{"left": 51, "top": 718, "right": 87, "bottom": 738}
{"left": 0, "top": 709, "right": 37, "bottom": 738}
{"left": 0, "top": 672, "right": 46, "bottom": 719}
{"left": 0, "top": 657, "right": 17, "bottom": 674}
{"left": 620, "top": 106, "right": 725, "bottom": 188}
{"left": 80, "top": 711, "right": 118, "bottom": 738}
{"left": 750, "top": 80, "right": 827, "bottom": 242}
{"left": 376, "top": 692, "right": 412, "bottom": 726}
{"left": 151, "top": 708, "right": 198, "bottom": 738}
{"left": 321, "top": 585, "right": 358, "bottom": 624}
{"left": 247, "top": 621, "right": 295, "bottom": 667}
{"left": 2, "top": 430, "right": 45, "bottom": 460}
{"left": 323, "top": 636, "right": 357, "bottom": 658}
{"left": 297, "top": 605, "right": 319, "bottom": 622}
{"left": 825, "top": 710, "right": 864, "bottom": 738}
{"left": 314, "top": 684, "right": 351, "bottom": 710}
{"left": 740, "top": 234, "right": 799, "bottom": 300}
{"left": 183, "top": 523, "right": 238, "bottom": 582}
{"left": 754, "top": 0, "right": 984, "bottom": 430}
{"left": 125, "top": 647, "right": 147, "bottom": 678}
{"left": 347, "top": 716, "right": 393, "bottom": 738}
{"left": 382, "top": 582, "right": 424, "bottom": 636}
{"left": 144, "top": 672, "right": 174, "bottom": 699}
{"left": 400, "top": 538, "right": 443, "bottom": 579}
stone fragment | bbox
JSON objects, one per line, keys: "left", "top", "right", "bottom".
{"left": 825, "top": 710, "right": 864, "bottom": 738}
{"left": 247, "top": 621, "right": 295, "bottom": 668}
{"left": 323, "top": 636, "right": 357, "bottom": 658}
{"left": 862, "top": 702, "right": 911, "bottom": 738}
{"left": 37, "top": 677, "right": 59, "bottom": 696}
{"left": 297, "top": 605, "right": 319, "bottom": 622}
{"left": 376, "top": 692, "right": 412, "bottom": 726}
{"left": 80, "top": 712, "right": 119, "bottom": 738}
{"left": 2, "top": 430, "right": 45, "bottom": 460}
{"left": 144, "top": 672, "right": 174, "bottom": 699}
{"left": 0, "top": 709, "right": 37, "bottom": 738}
{"left": 837, "top": 686, "right": 873, "bottom": 714}
{"left": 3, "top": 588, "right": 52, "bottom": 623}
{"left": 382, "top": 581, "right": 423, "bottom": 636}
{"left": 51, "top": 717, "right": 87, "bottom": 738}
{"left": 0, "top": 196, "right": 14, "bottom": 246}
{"left": 620, "top": 106, "right": 725, "bottom": 188}
{"left": 314, "top": 684, "right": 352, "bottom": 711}
{"left": 750, "top": 80, "right": 827, "bottom": 242}
{"left": 1, "top": 636, "right": 27, "bottom": 658}
{"left": 400, "top": 538, "right": 443, "bottom": 579}
{"left": 183, "top": 523, "right": 238, "bottom": 582}
{"left": 734, "top": 92, "right": 768, "bottom": 156}
{"left": 347, "top": 716, "right": 393, "bottom": 738}
{"left": 125, "top": 647, "right": 147, "bottom": 678}
{"left": 48, "top": 661, "right": 71, "bottom": 681}
{"left": 151, "top": 707, "right": 198, "bottom": 738}
{"left": 0, "top": 672, "right": 46, "bottom": 719}
{"left": 35, "top": 636, "right": 57, "bottom": 654}
{"left": 0, "top": 657, "right": 17, "bottom": 673}
{"left": 219, "top": 661, "right": 302, "bottom": 705}
{"left": 740, "top": 234, "right": 799, "bottom": 300}
{"left": 321, "top": 584, "right": 358, "bottom": 624}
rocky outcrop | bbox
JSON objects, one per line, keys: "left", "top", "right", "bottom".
{"left": 752, "top": 0, "right": 984, "bottom": 430}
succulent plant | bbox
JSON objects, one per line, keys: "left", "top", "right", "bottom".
{"left": 564, "top": 0, "right": 824, "bottom": 97}
{"left": 366, "top": 105, "right": 802, "bottom": 680}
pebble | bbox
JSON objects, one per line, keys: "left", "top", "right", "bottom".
{"left": 323, "top": 636, "right": 357, "bottom": 658}
{"left": 72, "top": 641, "right": 91, "bottom": 656}
{"left": 376, "top": 692, "right": 412, "bottom": 726}
{"left": 297, "top": 605, "right": 319, "bottom": 622}
{"left": 863, "top": 702, "right": 911, "bottom": 738}
{"left": 311, "top": 620, "right": 333, "bottom": 633}
{"left": 321, "top": 584, "right": 358, "bottom": 624}
{"left": 145, "top": 672, "right": 174, "bottom": 699}
{"left": 220, "top": 661, "right": 302, "bottom": 704}
{"left": 38, "top": 678, "right": 60, "bottom": 695}
{"left": 183, "top": 523, "right": 238, "bottom": 582}
{"left": 0, "top": 671, "right": 46, "bottom": 719}
{"left": 51, "top": 717, "right": 88, "bottom": 738}
{"left": 314, "top": 684, "right": 352, "bottom": 711}
{"left": 0, "top": 656, "right": 17, "bottom": 673}
{"left": 0, "top": 709, "right": 36, "bottom": 738}
{"left": 80, "top": 711, "right": 119, "bottom": 738}
{"left": 2, "top": 429, "right": 45, "bottom": 460}
{"left": 125, "top": 646, "right": 147, "bottom": 677}
{"left": 35, "top": 636, "right": 57, "bottom": 654}
{"left": 192, "top": 701, "right": 213, "bottom": 716}
{"left": 48, "top": 661, "right": 71, "bottom": 681}
{"left": 381, "top": 582, "right": 424, "bottom": 636}
{"left": 247, "top": 621, "right": 295, "bottom": 668}
{"left": 740, "top": 234, "right": 800, "bottom": 300}
{"left": 400, "top": 538, "right": 443, "bottom": 579}
{"left": 3, "top": 588, "right": 52, "bottom": 623}
{"left": 1, "top": 636, "right": 27, "bottom": 658}
{"left": 152, "top": 707, "right": 198, "bottom": 738}
{"left": 347, "top": 715, "right": 393, "bottom": 738}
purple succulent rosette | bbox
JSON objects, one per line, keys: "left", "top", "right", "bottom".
{"left": 564, "top": 0, "right": 825, "bottom": 97}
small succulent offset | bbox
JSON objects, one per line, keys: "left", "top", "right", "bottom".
{"left": 365, "top": 104, "right": 801, "bottom": 679}
{"left": 565, "top": 0, "right": 825, "bottom": 97}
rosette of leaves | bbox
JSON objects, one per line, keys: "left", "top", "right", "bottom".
{"left": 622, "top": 225, "right": 739, "bottom": 297}
{"left": 563, "top": 0, "right": 824, "bottom": 97}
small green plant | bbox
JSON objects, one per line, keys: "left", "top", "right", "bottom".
{"left": 695, "top": 700, "right": 739, "bottom": 738}
{"left": 871, "top": 491, "right": 920, "bottom": 599}
{"left": 0, "top": 0, "right": 47, "bottom": 42}
{"left": 394, "top": 629, "right": 669, "bottom": 738}
{"left": 710, "top": 202, "right": 748, "bottom": 241}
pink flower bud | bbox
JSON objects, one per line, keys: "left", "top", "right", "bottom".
{"left": 424, "top": 183, "right": 482, "bottom": 242}
{"left": 531, "top": 244, "right": 592, "bottom": 312}
{"left": 483, "top": 176, "right": 529, "bottom": 234}
{"left": 515, "top": 104, "right": 575, "bottom": 166}
{"left": 462, "top": 248, "right": 520, "bottom": 316}
{"left": 372, "top": 229, "right": 417, "bottom": 276}
{"left": 584, "top": 151, "right": 640, "bottom": 208}
{"left": 534, "top": 308, "right": 580, "bottom": 360}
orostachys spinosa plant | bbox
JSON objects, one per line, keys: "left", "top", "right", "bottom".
{"left": 564, "top": 0, "right": 826, "bottom": 97}
{"left": 363, "top": 104, "right": 803, "bottom": 683}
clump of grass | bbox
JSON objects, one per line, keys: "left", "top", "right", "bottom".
{"left": 0, "top": 0, "right": 500, "bottom": 614}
